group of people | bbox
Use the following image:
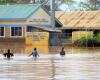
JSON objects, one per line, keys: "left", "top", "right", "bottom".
{"left": 2, "top": 47, "right": 66, "bottom": 60}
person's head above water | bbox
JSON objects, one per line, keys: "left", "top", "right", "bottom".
{"left": 34, "top": 48, "right": 37, "bottom": 51}
{"left": 62, "top": 47, "right": 64, "bottom": 50}
{"left": 7, "top": 49, "right": 11, "bottom": 53}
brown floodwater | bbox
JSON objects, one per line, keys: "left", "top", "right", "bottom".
{"left": 0, "top": 46, "right": 100, "bottom": 80}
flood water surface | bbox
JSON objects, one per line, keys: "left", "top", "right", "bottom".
{"left": 0, "top": 52, "right": 100, "bottom": 80}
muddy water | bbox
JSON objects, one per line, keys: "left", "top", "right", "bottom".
{"left": 0, "top": 49, "right": 100, "bottom": 80}
{"left": 0, "top": 45, "right": 100, "bottom": 54}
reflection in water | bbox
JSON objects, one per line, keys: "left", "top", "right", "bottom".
{"left": 26, "top": 46, "right": 49, "bottom": 54}
{"left": 0, "top": 52, "right": 100, "bottom": 80}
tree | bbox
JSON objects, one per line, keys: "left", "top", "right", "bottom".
{"left": 0, "top": 0, "right": 76, "bottom": 10}
{"left": 60, "top": 0, "right": 76, "bottom": 10}
{"left": 79, "top": 0, "right": 100, "bottom": 10}
{"left": 41, "top": 0, "right": 76, "bottom": 10}
{"left": 0, "top": 0, "right": 16, "bottom": 4}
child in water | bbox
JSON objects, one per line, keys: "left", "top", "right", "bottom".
{"left": 3, "top": 49, "right": 14, "bottom": 60}
{"left": 60, "top": 47, "right": 66, "bottom": 57}
{"left": 29, "top": 48, "right": 39, "bottom": 60}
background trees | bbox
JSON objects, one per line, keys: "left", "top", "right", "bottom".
{"left": 0, "top": 0, "right": 99, "bottom": 10}
{"left": 79, "top": 0, "right": 100, "bottom": 10}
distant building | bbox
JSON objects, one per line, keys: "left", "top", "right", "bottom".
{"left": 56, "top": 11, "right": 100, "bottom": 45}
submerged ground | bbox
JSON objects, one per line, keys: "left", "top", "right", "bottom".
{"left": 0, "top": 47, "right": 100, "bottom": 80}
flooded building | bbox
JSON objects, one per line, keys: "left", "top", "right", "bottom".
{"left": 0, "top": 4, "right": 62, "bottom": 53}
{"left": 56, "top": 11, "right": 100, "bottom": 45}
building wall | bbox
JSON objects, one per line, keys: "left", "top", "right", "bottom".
{"left": 23, "top": 27, "right": 26, "bottom": 37}
{"left": 0, "top": 20, "right": 26, "bottom": 38}
{"left": 0, "top": 8, "right": 51, "bottom": 53}
{"left": 27, "top": 8, "right": 51, "bottom": 25}
{"left": 25, "top": 32, "right": 49, "bottom": 54}
{"left": 0, "top": 39, "right": 25, "bottom": 53}
{"left": 5, "top": 27, "right": 10, "bottom": 38}
{"left": 0, "top": 27, "right": 26, "bottom": 38}
{"left": 0, "top": 25, "right": 26, "bottom": 53}
{"left": 0, "top": 20, "right": 26, "bottom": 24}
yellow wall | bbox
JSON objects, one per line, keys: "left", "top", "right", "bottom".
{"left": 25, "top": 32, "right": 49, "bottom": 54}
{"left": 72, "top": 31, "right": 93, "bottom": 43}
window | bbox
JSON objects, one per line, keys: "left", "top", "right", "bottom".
{"left": 0, "top": 27, "right": 4, "bottom": 37}
{"left": 11, "top": 27, "right": 22, "bottom": 37}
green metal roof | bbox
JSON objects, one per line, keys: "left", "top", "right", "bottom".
{"left": 0, "top": 4, "right": 41, "bottom": 20}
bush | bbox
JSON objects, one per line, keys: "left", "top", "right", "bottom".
{"left": 73, "top": 33, "right": 100, "bottom": 47}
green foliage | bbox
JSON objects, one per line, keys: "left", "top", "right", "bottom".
{"left": 74, "top": 33, "right": 100, "bottom": 47}
{"left": 0, "top": 0, "right": 99, "bottom": 10}
{"left": 94, "top": 33, "right": 100, "bottom": 42}
{"left": 0, "top": 0, "right": 17, "bottom": 4}
{"left": 80, "top": 0, "right": 100, "bottom": 10}
{"left": 0, "top": 0, "right": 76, "bottom": 10}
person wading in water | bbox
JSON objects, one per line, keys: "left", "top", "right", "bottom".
{"left": 29, "top": 48, "right": 39, "bottom": 60}
{"left": 60, "top": 47, "right": 66, "bottom": 57}
{"left": 3, "top": 49, "right": 14, "bottom": 60}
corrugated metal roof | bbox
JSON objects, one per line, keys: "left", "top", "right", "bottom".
{"left": 0, "top": 4, "right": 40, "bottom": 20}
{"left": 56, "top": 11, "right": 100, "bottom": 29}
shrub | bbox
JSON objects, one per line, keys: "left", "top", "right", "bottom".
{"left": 73, "top": 33, "right": 100, "bottom": 47}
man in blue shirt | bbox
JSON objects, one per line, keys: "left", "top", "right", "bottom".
{"left": 29, "top": 48, "right": 39, "bottom": 60}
